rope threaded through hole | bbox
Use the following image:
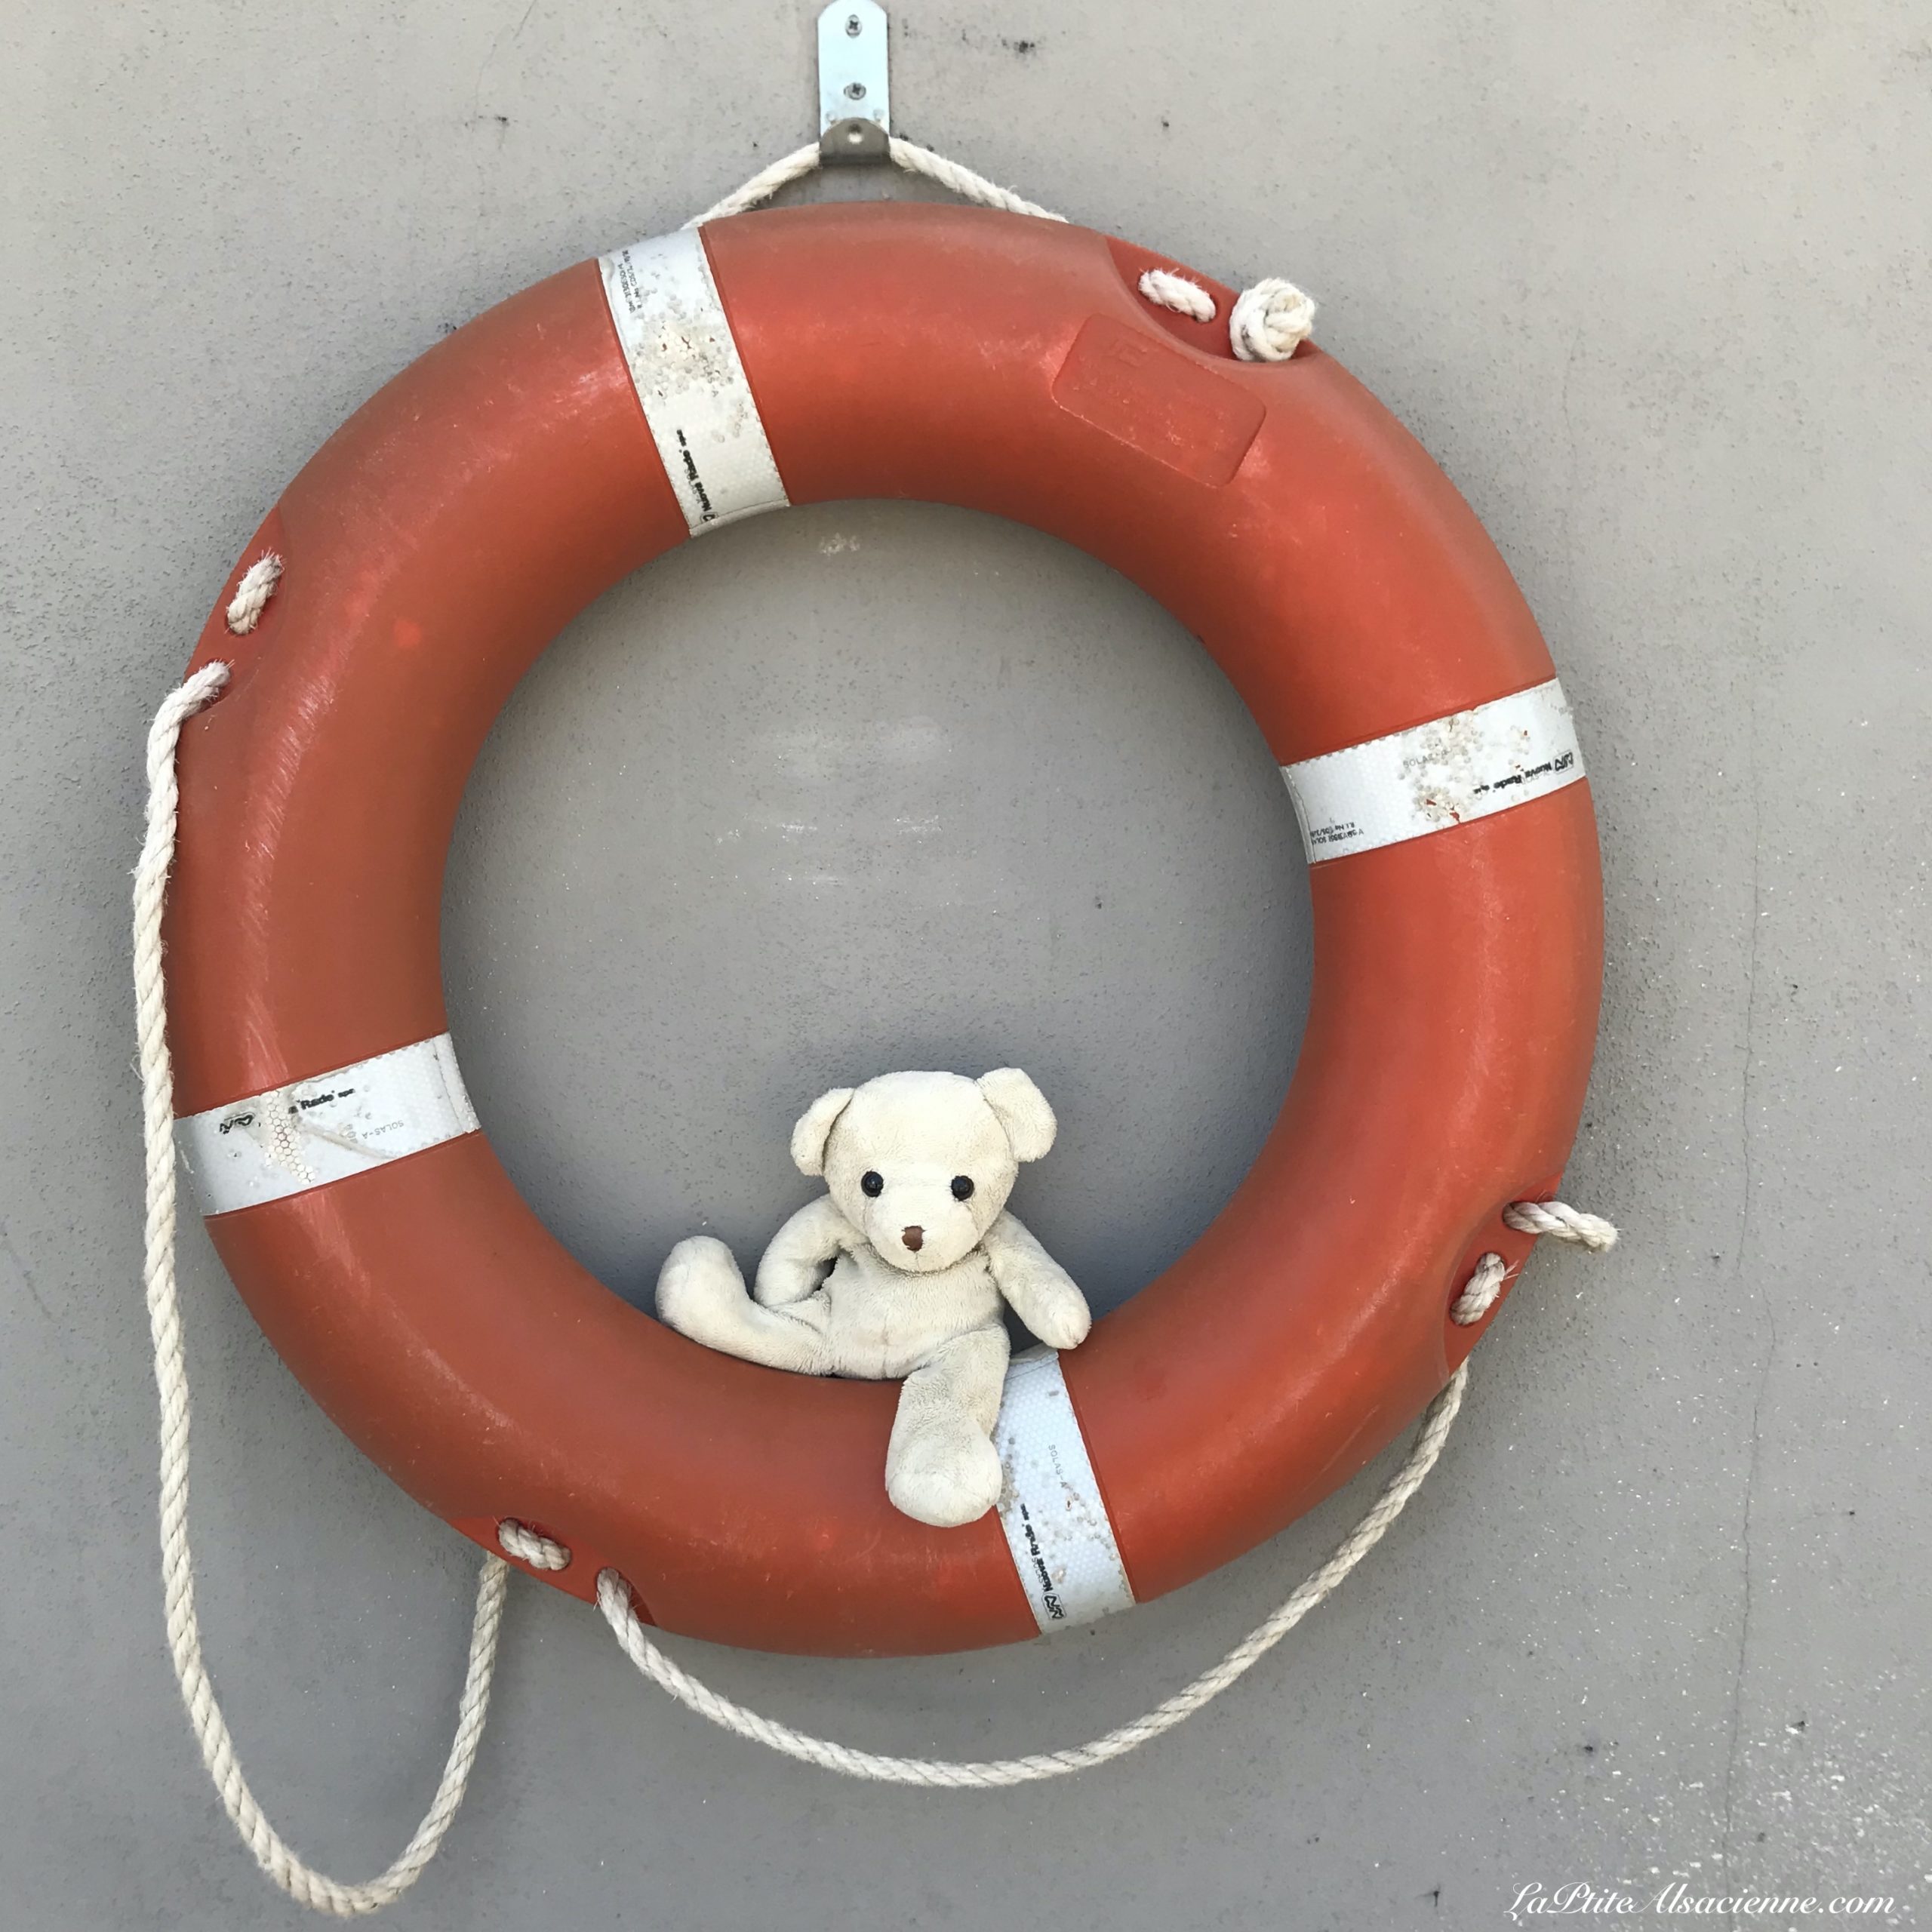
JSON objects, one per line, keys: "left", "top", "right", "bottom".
{"left": 225, "top": 554, "right": 281, "bottom": 634}
{"left": 497, "top": 1520, "right": 572, "bottom": 1571}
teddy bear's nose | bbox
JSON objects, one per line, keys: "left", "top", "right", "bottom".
{"left": 900, "top": 1225, "right": 924, "bottom": 1253}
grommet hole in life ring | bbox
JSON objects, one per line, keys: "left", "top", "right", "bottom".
{"left": 436, "top": 498, "right": 1313, "bottom": 1328}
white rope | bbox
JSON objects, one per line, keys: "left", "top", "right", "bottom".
{"left": 497, "top": 1518, "right": 571, "bottom": 1571}
{"left": 598, "top": 1191, "right": 1614, "bottom": 1777}
{"left": 137, "top": 660, "right": 508, "bottom": 1917}
{"left": 224, "top": 552, "right": 281, "bottom": 634}
{"left": 1229, "top": 277, "right": 1318, "bottom": 362}
{"left": 1450, "top": 1252, "right": 1512, "bottom": 1325}
{"left": 684, "top": 137, "right": 1064, "bottom": 229}
{"left": 1504, "top": 1198, "right": 1619, "bottom": 1252}
{"left": 885, "top": 136, "right": 1064, "bottom": 222}
{"left": 1135, "top": 266, "right": 1216, "bottom": 321}
{"left": 682, "top": 143, "right": 825, "bottom": 226}
{"left": 687, "top": 138, "right": 1313, "bottom": 361}
{"left": 1454, "top": 1198, "right": 1620, "bottom": 1324}
{"left": 594, "top": 1362, "right": 1464, "bottom": 1784}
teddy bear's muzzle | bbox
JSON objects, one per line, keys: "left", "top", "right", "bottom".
{"left": 859, "top": 1184, "right": 989, "bottom": 1272}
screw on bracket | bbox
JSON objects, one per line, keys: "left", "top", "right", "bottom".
{"left": 817, "top": 1, "right": 890, "bottom": 164}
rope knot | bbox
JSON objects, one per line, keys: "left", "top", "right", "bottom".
{"left": 1137, "top": 266, "right": 1318, "bottom": 363}
{"left": 1229, "top": 278, "right": 1317, "bottom": 362}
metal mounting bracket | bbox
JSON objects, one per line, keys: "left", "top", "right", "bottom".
{"left": 817, "top": 2, "right": 891, "bottom": 163}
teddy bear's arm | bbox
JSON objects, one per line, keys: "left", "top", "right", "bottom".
{"left": 753, "top": 1194, "right": 863, "bottom": 1307}
{"left": 982, "top": 1211, "right": 1092, "bottom": 1351}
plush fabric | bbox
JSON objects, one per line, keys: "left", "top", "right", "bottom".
{"left": 657, "top": 1069, "right": 1091, "bottom": 1526}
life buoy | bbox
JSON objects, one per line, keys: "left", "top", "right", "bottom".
{"left": 166, "top": 200, "right": 1601, "bottom": 1658}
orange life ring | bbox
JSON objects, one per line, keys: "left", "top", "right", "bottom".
{"left": 167, "top": 201, "right": 1602, "bottom": 1657}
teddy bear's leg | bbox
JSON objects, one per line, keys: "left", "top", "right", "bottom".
{"left": 656, "top": 1235, "right": 833, "bottom": 1374}
{"left": 885, "top": 1327, "right": 1011, "bottom": 1527}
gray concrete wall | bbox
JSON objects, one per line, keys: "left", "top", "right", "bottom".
{"left": 3, "top": 2, "right": 1927, "bottom": 1927}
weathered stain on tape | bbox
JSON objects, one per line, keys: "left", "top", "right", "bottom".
{"left": 1283, "top": 678, "right": 1585, "bottom": 863}
{"left": 992, "top": 1348, "right": 1135, "bottom": 1631}
{"left": 176, "top": 1034, "right": 480, "bottom": 1216}
{"left": 598, "top": 232, "right": 789, "bottom": 534}
{"left": 1396, "top": 703, "right": 1576, "bottom": 830}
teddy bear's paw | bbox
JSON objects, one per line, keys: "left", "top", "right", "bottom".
{"left": 655, "top": 1235, "right": 747, "bottom": 1341}
{"left": 887, "top": 1428, "right": 1004, "bottom": 1528}
{"left": 1026, "top": 1292, "right": 1092, "bottom": 1352}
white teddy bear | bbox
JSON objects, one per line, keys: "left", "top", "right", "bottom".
{"left": 656, "top": 1068, "right": 1091, "bottom": 1528}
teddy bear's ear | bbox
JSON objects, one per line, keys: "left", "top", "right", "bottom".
{"left": 790, "top": 1086, "right": 856, "bottom": 1177}
{"left": 977, "top": 1067, "right": 1057, "bottom": 1162}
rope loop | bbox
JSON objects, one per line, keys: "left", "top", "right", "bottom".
{"left": 596, "top": 1358, "right": 1471, "bottom": 1788}
{"left": 138, "top": 664, "right": 506, "bottom": 1918}
{"left": 688, "top": 138, "right": 1314, "bottom": 365}
{"left": 594, "top": 1185, "right": 1614, "bottom": 1777}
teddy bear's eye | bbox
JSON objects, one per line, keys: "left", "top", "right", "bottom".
{"left": 951, "top": 1175, "right": 975, "bottom": 1201}
{"left": 860, "top": 1171, "right": 884, "bottom": 1197}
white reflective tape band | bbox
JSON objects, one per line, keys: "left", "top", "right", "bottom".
{"left": 1281, "top": 677, "right": 1585, "bottom": 863}
{"left": 175, "top": 1034, "right": 480, "bottom": 1217}
{"left": 992, "top": 1348, "right": 1135, "bottom": 1632}
{"left": 597, "top": 230, "right": 789, "bottom": 536}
